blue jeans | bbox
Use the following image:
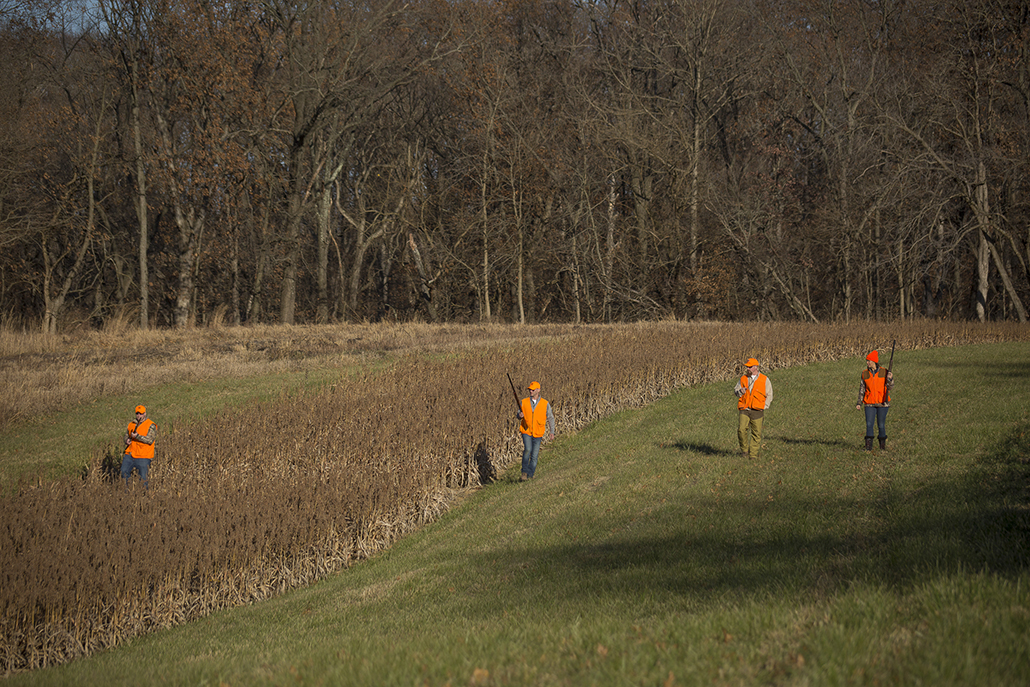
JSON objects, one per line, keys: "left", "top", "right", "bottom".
{"left": 521, "top": 434, "right": 542, "bottom": 478}
{"left": 121, "top": 455, "right": 151, "bottom": 489}
{"left": 864, "top": 406, "right": 889, "bottom": 439}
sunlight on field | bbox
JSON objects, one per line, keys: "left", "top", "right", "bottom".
{"left": 1, "top": 319, "right": 1027, "bottom": 676}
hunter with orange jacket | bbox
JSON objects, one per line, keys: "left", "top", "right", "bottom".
{"left": 122, "top": 404, "right": 157, "bottom": 489}
{"left": 856, "top": 350, "right": 894, "bottom": 451}
{"left": 735, "top": 357, "right": 773, "bottom": 460}
{"left": 518, "top": 381, "right": 555, "bottom": 481}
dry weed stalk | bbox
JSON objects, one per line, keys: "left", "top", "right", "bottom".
{"left": 1, "top": 320, "right": 1027, "bottom": 674}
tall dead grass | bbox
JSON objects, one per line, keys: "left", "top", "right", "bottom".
{"left": 1, "top": 319, "right": 1026, "bottom": 675}
{"left": 0, "top": 321, "right": 580, "bottom": 430}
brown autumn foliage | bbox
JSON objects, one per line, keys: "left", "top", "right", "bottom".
{"left": 1, "top": 320, "right": 1028, "bottom": 674}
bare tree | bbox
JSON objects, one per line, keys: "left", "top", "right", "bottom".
{"left": 261, "top": 0, "right": 460, "bottom": 324}
{"left": 759, "top": 0, "right": 905, "bottom": 322}
{"left": 883, "top": 0, "right": 1027, "bottom": 321}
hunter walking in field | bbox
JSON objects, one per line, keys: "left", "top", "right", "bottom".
{"left": 735, "top": 358, "right": 772, "bottom": 460}
{"left": 856, "top": 350, "right": 894, "bottom": 451}
{"left": 122, "top": 404, "right": 157, "bottom": 489}
{"left": 518, "top": 381, "right": 555, "bottom": 481}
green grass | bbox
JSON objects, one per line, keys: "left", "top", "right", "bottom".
{"left": 8, "top": 342, "right": 1030, "bottom": 686}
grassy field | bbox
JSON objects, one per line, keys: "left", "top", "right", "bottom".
{"left": 7, "top": 340, "right": 1028, "bottom": 686}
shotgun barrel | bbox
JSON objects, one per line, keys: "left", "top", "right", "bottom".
{"left": 885, "top": 339, "right": 896, "bottom": 404}
{"left": 506, "top": 373, "right": 522, "bottom": 412}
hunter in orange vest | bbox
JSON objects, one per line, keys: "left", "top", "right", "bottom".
{"left": 518, "top": 381, "right": 555, "bottom": 481}
{"left": 856, "top": 350, "right": 894, "bottom": 451}
{"left": 734, "top": 357, "right": 773, "bottom": 459}
{"left": 121, "top": 405, "right": 157, "bottom": 489}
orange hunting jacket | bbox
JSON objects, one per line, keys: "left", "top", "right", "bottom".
{"left": 125, "top": 418, "right": 156, "bottom": 460}
{"left": 520, "top": 397, "right": 551, "bottom": 438}
{"left": 861, "top": 368, "right": 891, "bottom": 406}
{"left": 737, "top": 374, "right": 769, "bottom": 411}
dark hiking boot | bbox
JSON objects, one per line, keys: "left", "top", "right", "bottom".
{"left": 865, "top": 436, "right": 873, "bottom": 451}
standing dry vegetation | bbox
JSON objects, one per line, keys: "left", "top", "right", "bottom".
{"left": 1, "top": 319, "right": 1027, "bottom": 675}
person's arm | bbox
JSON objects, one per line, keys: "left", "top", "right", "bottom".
{"left": 546, "top": 403, "right": 555, "bottom": 438}
{"left": 734, "top": 378, "right": 745, "bottom": 397}
{"left": 764, "top": 378, "right": 772, "bottom": 409}
{"left": 133, "top": 424, "right": 157, "bottom": 445}
{"left": 857, "top": 378, "right": 866, "bottom": 408}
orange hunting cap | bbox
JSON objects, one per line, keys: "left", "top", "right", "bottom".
{"left": 745, "top": 358, "right": 759, "bottom": 367}
{"left": 866, "top": 350, "right": 879, "bottom": 363}
{"left": 527, "top": 381, "right": 541, "bottom": 390}
{"left": 135, "top": 405, "right": 146, "bottom": 414}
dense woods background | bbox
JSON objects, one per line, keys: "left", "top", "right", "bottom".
{"left": 2, "top": 0, "right": 1029, "bottom": 331}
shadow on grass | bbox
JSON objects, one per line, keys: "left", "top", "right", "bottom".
{"left": 776, "top": 436, "right": 853, "bottom": 449}
{"left": 476, "top": 423, "right": 1030, "bottom": 607}
{"left": 666, "top": 441, "right": 735, "bottom": 456}
{"left": 937, "top": 357, "right": 1030, "bottom": 379}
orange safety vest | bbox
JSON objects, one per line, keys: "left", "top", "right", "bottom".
{"left": 738, "top": 374, "right": 768, "bottom": 411}
{"left": 125, "top": 418, "right": 156, "bottom": 459}
{"left": 520, "top": 397, "right": 550, "bottom": 438}
{"left": 862, "top": 368, "right": 890, "bottom": 405}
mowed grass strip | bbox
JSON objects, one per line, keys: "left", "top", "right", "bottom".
{"left": 10, "top": 342, "right": 1029, "bottom": 686}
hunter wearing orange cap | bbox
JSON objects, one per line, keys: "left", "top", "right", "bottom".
{"left": 121, "top": 404, "right": 157, "bottom": 489}
{"left": 517, "top": 381, "right": 555, "bottom": 481}
{"left": 856, "top": 350, "right": 894, "bottom": 450}
{"left": 734, "top": 357, "right": 773, "bottom": 459}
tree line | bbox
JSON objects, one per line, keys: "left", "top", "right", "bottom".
{"left": 1, "top": 0, "right": 1028, "bottom": 332}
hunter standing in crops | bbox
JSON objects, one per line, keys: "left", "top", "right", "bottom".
{"left": 735, "top": 357, "right": 773, "bottom": 460}
{"left": 518, "top": 381, "right": 555, "bottom": 481}
{"left": 122, "top": 404, "right": 157, "bottom": 489}
{"left": 856, "top": 350, "right": 894, "bottom": 451}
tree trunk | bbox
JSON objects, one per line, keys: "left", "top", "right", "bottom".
{"left": 130, "top": 69, "right": 149, "bottom": 330}
{"left": 975, "top": 229, "right": 990, "bottom": 321}
{"left": 245, "top": 207, "right": 271, "bottom": 323}
{"left": 171, "top": 207, "right": 203, "bottom": 328}
{"left": 407, "top": 233, "right": 439, "bottom": 322}
{"left": 316, "top": 182, "right": 332, "bottom": 323}
{"left": 986, "top": 235, "right": 1028, "bottom": 322}
{"left": 231, "top": 226, "right": 241, "bottom": 325}
{"left": 514, "top": 185, "right": 525, "bottom": 325}
{"left": 41, "top": 106, "right": 105, "bottom": 334}
{"left": 275, "top": 166, "right": 303, "bottom": 325}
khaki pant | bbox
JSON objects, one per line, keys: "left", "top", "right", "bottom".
{"left": 738, "top": 410, "right": 764, "bottom": 459}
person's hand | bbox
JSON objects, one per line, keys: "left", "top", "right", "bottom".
{"left": 855, "top": 403, "right": 861, "bottom": 410}
{"left": 887, "top": 371, "right": 893, "bottom": 381}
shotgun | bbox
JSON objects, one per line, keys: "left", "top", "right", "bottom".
{"left": 506, "top": 373, "right": 522, "bottom": 413}
{"left": 884, "top": 339, "right": 896, "bottom": 404}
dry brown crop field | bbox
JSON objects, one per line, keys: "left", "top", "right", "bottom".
{"left": 1, "top": 319, "right": 1027, "bottom": 676}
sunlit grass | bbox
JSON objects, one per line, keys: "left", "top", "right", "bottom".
{"left": 14, "top": 341, "right": 1021, "bottom": 683}
{"left": 2, "top": 327, "right": 1030, "bottom": 683}
{"left": 11, "top": 341, "right": 1027, "bottom": 686}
